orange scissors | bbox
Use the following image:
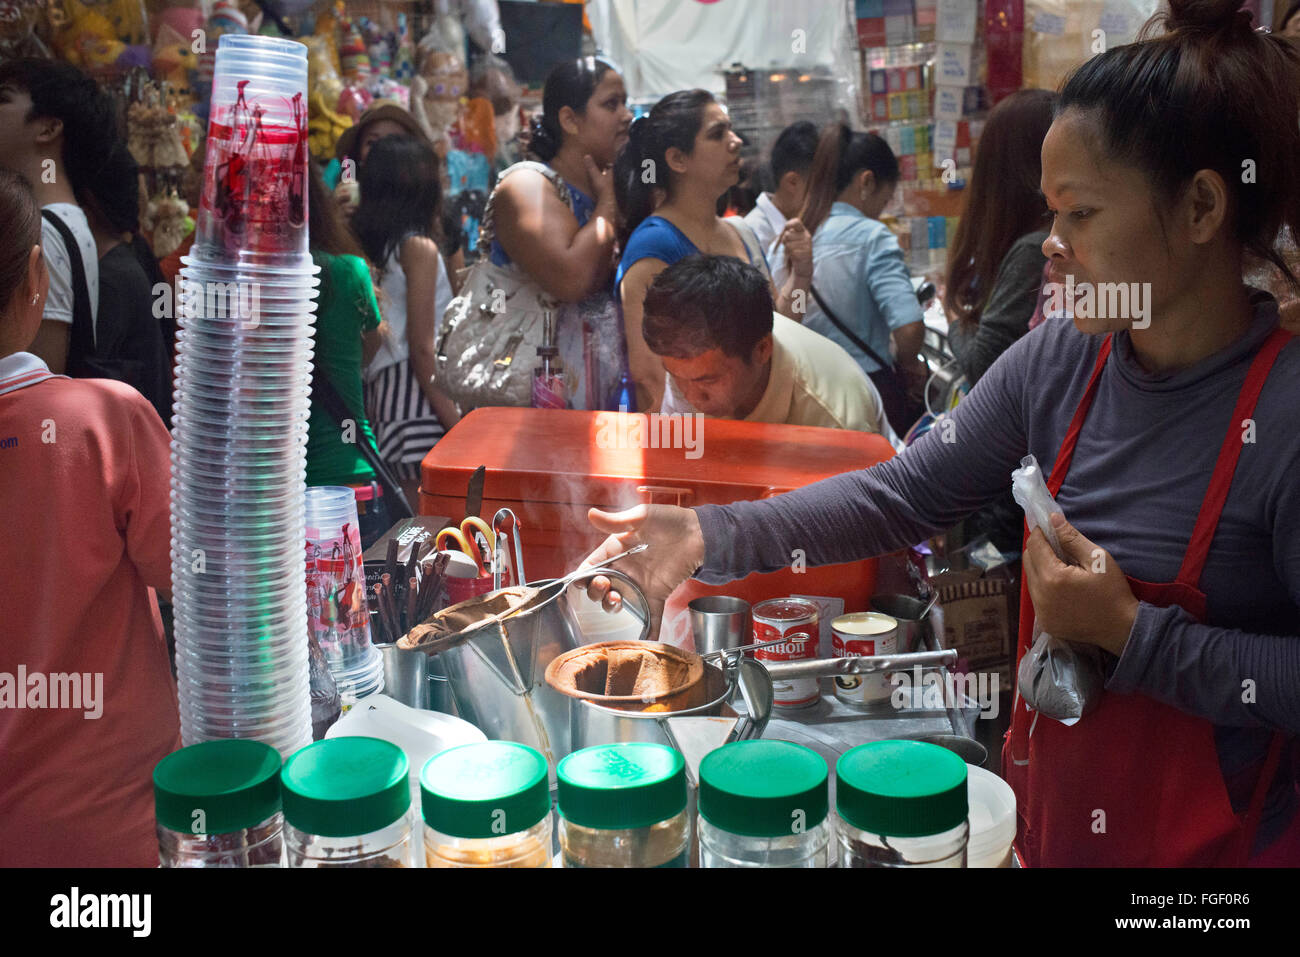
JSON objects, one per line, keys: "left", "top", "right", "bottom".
{"left": 435, "top": 517, "right": 496, "bottom": 577}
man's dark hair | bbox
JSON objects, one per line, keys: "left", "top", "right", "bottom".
{"left": 770, "top": 120, "right": 819, "bottom": 184}
{"left": 0, "top": 58, "right": 120, "bottom": 199}
{"left": 642, "top": 254, "right": 774, "bottom": 361}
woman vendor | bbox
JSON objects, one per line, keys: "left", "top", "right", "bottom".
{"left": 580, "top": 0, "right": 1300, "bottom": 867}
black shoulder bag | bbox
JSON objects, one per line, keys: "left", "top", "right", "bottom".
{"left": 808, "top": 283, "right": 925, "bottom": 435}
{"left": 309, "top": 365, "right": 415, "bottom": 520}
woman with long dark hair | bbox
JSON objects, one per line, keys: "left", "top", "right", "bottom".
{"left": 614, "top": 89, "right": 813, "bottom": 413}
{"left": 305, "top": 161, "right": 392, "bottom": 543}
{"left": 352, "top": 134, "right": 459, "bottom": 508}
{"left": 945, "top": 89, "right": 1057, "bottom": 385}
{"left": 486, "top": 56, "right": 632, "bottom": 411}
{"left": 583, "top": 0, "right": 1300, "bottom": 867}
{"left": 778, "top": 123, "right": 926, "bottom": 435}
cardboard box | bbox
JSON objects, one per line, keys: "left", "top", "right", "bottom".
{"left": 936, "top": 572, "right": 1015, "bottom": 684}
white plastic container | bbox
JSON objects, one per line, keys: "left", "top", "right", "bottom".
{"left": 965, "top": 764, "right": 1016, "bottom": 868}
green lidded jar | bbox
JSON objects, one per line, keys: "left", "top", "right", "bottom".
{"left": 836, "top": 739, "right": 970, "bottom": 868}
{"left": 281, "top": 737, "right": 413, "bottom": 867}
{"left": 698, "top": 740, "right": 830, "bottom": 868}
{"left": 153, "top": 739, "right": 284, "bottom": 867}
{"left": 421, "top": 742, "right": 553, "bottom": 868}
{"left": 557, "top": 743, "right": 690, "bottom": 868}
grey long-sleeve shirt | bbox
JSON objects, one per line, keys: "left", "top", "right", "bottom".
{"left": 696, "top": 295, "right": 1300, "bottom": 838}
{"left": 947, "top": 230, "right": 1049, "bottom": 385}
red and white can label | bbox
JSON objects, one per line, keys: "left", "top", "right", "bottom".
{"left": 753, "top": 598, "right": 820, "bottom": 709}
{"left": 831, "top": 612, "right": 898, "bottom": 706}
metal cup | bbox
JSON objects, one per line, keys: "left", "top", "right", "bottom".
{"left": 869, "top": 594, "right": 934, "bottom": 653}
{"left": 688, "top": 596, "right": 752, "bottom": 657}
{"left": 375, "top": 643, "right": 430, "bottom": 710}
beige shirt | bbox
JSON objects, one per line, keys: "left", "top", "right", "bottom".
{"left": 661, "top": 314, "right": 888, "bottom": 434}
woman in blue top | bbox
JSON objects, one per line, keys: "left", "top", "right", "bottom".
{"left": 614, "top": 90, "right": 814, "bottom": 412}
{"left": 488, "top": 57, "right": 632, "bottom": 411}
{"left": 775, "top": 124, "right": 928, "bottom": 434}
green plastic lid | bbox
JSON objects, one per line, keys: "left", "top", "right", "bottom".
{"left": 557, "top": 743, "right": 686, "bottom": 830}
{"left": 835, "top": 740, "right": 968, "bottom": 838}
{"left": 280, "top": 737, "right": 410, "bottom": 838}
{"left": 698, "top": 740, "right": 829, "bottom": 838}
{"left": 420, "top": 742, "right": 550, "bottom": 839}
{"left": 153, "top": 739, "right": 283, "bottom": 835}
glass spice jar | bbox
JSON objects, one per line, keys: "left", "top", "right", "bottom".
{"left": 154, "top": 739, "right": 285, "bottom": 867}
{"left": 281, "top": 737, "right": 414, "bottom": 867}
{"left": 421, "top": 742, "right": 552, "bottom": 868}
{"left": 697, "top": 740, "right": 831, "bottom": 868}
{"left": 557, "top": 743, "right": 690, "bottom": 868}
{"left": 836, "top": 740, "right": 969, "bottom": 868}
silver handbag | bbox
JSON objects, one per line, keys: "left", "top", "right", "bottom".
{"left": 434, "top": 162, "right": 571, "bottom": 410}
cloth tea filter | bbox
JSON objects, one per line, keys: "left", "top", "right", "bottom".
{"left": 545, "top": 641, "right": 706, "bottom": 713}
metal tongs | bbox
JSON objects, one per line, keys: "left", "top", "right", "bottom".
{"left": 491, "top": 508, "right": 527, "bottom": 589}
{"left": 699, "top": 635, "right": 802, "bottom": 665}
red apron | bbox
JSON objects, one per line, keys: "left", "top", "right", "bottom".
{"left": 1002, "top": 329, "right": 1294, "bottom": 867}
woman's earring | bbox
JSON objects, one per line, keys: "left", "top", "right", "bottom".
{"left": 31, "top": 294, "right": 39, "bottom": 306}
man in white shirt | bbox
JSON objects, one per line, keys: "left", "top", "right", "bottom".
{"left": 0, "top": 58, "right": 111, "bottom": 374}
{"left": 743, "top": 121, "right": 819, "bottom": 258}
{"left": 644, "top": 254, "right": 890, "bottom": 437}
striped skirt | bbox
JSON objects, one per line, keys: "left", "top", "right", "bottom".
{"left": 364, "top": 360, "right": 446, "bottom": 481}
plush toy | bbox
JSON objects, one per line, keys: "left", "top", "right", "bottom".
{"left": 391, "top": 13, "right": 414, "bottom": 82}
{"left": 142, "top": 189, "right": 192, "bottom": 259}
{"left": 359, "top": 17, "right": 390, "bottom": 77}
{"left": 410, "top": 46, "right": 467, "bottom": 150}
{"left": 54, "top": 3, "right": 125, "bottom": 71}
{"left": 305, "top": 34, "right": 352, "bottom": 160}
{"left": 127, "top": 84, "right": 189, "bottom": 170}
{"left": 336, "top": 4, "right": 370, "bottom": 82}
{"left": 458, "top": 96, "right": 496, "bottom": 158}
{"left": 150, "top": 21, "right": 196, "bottom": 89}
{"left": 0, "top": 0, "right": 53, "bottom": 60}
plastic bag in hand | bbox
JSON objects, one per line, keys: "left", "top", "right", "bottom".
{"left": 1012, "top": 454, "right": 1108, "bottom": 725}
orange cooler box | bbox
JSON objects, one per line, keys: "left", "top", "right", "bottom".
{"left": 420, "top": 408, "right": 896, "bottom": 647}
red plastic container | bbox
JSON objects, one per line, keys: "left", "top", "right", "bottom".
{"left": 420, "top": 408, "right": 896, "bottom": 647}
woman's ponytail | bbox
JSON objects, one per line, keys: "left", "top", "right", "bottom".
{"left": 799, "top": 123, "right": 900, "bottom": 235}
{"left": 613, "top": 88, "right": 714, "bottom": 248}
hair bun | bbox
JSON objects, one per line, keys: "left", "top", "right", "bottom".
{"left": 528, "top": 113, "right": 559, "bottom": 160}
{"left": 1164, "top": 0, "right": 1255, "bottom": 37}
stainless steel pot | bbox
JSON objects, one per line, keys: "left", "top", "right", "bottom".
{"left": 429, "top": 568, "right": 650, "bottom": 779}
{"left": 567, "top": 658, "right": 746, "bottom": 754}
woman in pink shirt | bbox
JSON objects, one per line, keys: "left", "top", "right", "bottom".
{"left": 0, "top": 168, "right": 180, "bottom": 867}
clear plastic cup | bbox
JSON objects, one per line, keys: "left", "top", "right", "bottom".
{"left": 180, "top": 712, "right": 312, "bottom": 746}
{"left": 176, "top": 640, "right": 305, "bottom": 667}
{"left": 177, "top": 677, "right": 311, "bottom": 707}
{"left": 182, "top": 247, "right": 319, "bottom": 272}
{"left": 179, "top": 688, "right": 311, "bottom": 716}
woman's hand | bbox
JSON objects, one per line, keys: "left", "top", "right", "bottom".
{"left": 333, "top": 180, "right": 359, "bottom": 219}
{"left": 584, "top": 154, "right": 616, "bottom": 213}
{"left": 580, "top": 504, "right": 706, "bottom": 641}
{"left": 779, "top": 218, "right": 813, "bottom": 280}
{"left": 1023, "top": 513, "right": 1139, "bottom": 656}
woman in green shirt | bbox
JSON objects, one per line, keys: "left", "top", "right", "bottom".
{"left": 306, "top": 162, "right": 390, "bottom": 546}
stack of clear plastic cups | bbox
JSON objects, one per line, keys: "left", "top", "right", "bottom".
{"left": 171, "top": 34, "right": 317, "bottom": 758}
{"left": 305, "top": 486, "right": 384, "bottom": 705}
